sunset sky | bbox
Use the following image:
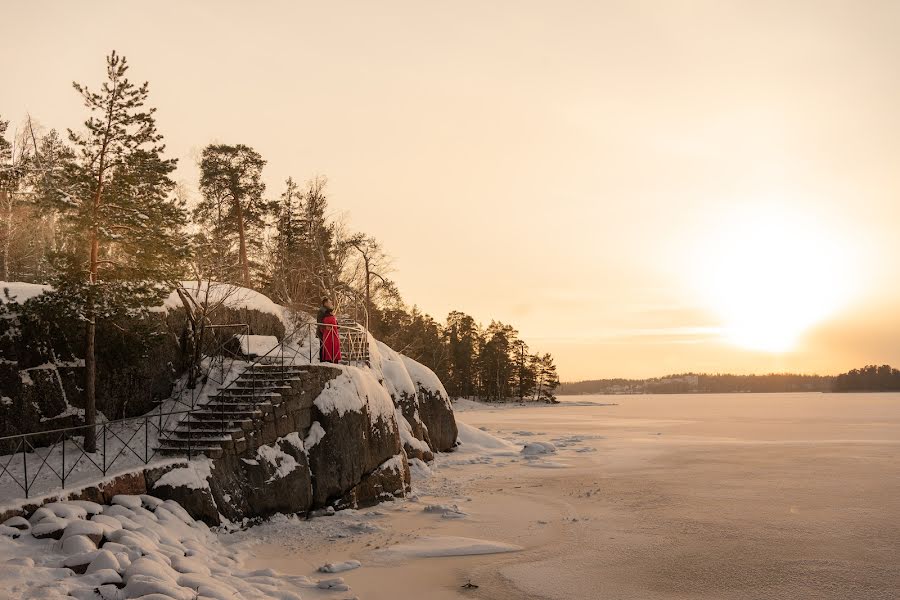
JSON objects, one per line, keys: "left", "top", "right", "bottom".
{"left": 4, "top": 1, "right": 900, "bottom": 380}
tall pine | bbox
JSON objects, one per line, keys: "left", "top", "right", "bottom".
{"left": 54, "top": 52, "right": 188, "bottom": 451}
{"left": 196, "top": 144, "right": 268, "bottom": 288}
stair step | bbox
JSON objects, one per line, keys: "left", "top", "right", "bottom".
{"left": 173, "top": 427, "right": 241, "bottom": 436}
{"left": 155, "top": 446, "right": 224, "bottom": 459}
{"left": 160, "top": 435, "right": 233, "bottom": 443}
{"left": 203, "top": 400, "right": 272, "bottom": 410}
{"left": 179, "top": 419, "right": 250, "bottom": 428}
{"left": 191, "top": 409, "right": 263, "bottom": 420}
{"left": 210, "top": 392, "right": 282, "bottom": 400}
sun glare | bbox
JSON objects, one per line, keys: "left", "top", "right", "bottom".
{"left": 697, "top": 204, "right": 854, "bottom": 353}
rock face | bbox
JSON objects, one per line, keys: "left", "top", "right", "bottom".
{"left": 401, "top": 355, "right": 458, "bottom": 452}
{"left": 145, "top": 364, "right": 407, "bottom": 521}
{"left": 372, "top": 341, "right": 435, "bottom": 461}
{"left": 306, "top": 368, "right": 405, "bottom": 507}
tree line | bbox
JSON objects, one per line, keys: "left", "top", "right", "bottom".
{"left": 559, "top": 373, "right": 834, "bottom": 395}
{"left": 0, "top": 52, "right": 559, "bottom": 448}
{"left": 832, "top": 365, "right": 900, "bottom": 392}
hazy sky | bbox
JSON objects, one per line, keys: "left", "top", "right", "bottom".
{"left": 4, "top": 1, "right": 900, "bottom": 379}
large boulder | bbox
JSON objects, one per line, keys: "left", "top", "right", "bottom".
{"left": 306, "top": 367, "right": 402, "bottom": 507}
{"left": 207, "top": 433, "right": 314, "bottom": 521}
{"left": 145, "top": 461, "right": 219, "bottom": 526}
{"left": 371, "top": 340, "right": 434, "bottom": 461}
{"left": 400, "top": 356, "right": 458, "bottom": 451}
{"left": 336, "top": 453, "right": 410, "bottom": 509}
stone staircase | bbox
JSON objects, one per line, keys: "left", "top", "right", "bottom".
{"left": 155, "top": 364, "right": 312, "bottom": 459}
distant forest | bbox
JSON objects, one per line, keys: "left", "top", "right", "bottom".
{"left": 832, "top": 365, "right": 900, "bottom": 392}
{"left": 559, "top": 373, "right": 833, "bottom": 395}
{"left": 561, "top": 365, "right": 900, "bottom": 395}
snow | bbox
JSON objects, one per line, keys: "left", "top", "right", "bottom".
{"left": 256, "top": 441, "right": 300, "bottom": 483}
{"left": 375, "top": 536, "right": 522, "bottom": 559}
{"left": 161, "top": 281, "right": 288, "bottom": 325}
{"left": 313, "top": 367, "right": 396, "bottom": 424}
{"left": 396, "top": 409, "right": 431, "bottom": 454}
{"left": 0, "top": 495, "right": 338, "bottom": 599}
{"left": 152, "top": 459, "right": 212, "bottom": 490}
{"left": 304, "top": 421, "right": 326, "bottom": 449}
{"left": 456, "top": 422, "right": 520, "bottom": 454}
{"left": 400, "top": 354, "right": 452, "bottom": 410}
{"left": 373, "top": 340, "right": 418, "bottom": 404}
{"left": 236, "top": 334, "right": 280, "bottom": 357}
{"left": 318, "top": 559, "right": 361, "bottom": 573}
{"left": 0, "top": 281, "right": 51, "bottom": 304}
{"left": 521, "top": 441, "right": 558, "bottom": 456}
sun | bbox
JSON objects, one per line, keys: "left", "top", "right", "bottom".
{"left": 696, "top": 204, "right": 853, "bottom": 353}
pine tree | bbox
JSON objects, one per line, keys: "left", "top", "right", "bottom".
{"left": 52, "top": 51, "right": 188, "bottom": 451}
{"left": 296, "top": 176, "right": 336, "bottom": 307}
{"left": 266, "top": 177, "right": 303, "bottom": 303}
{"left": 196, "top": 144, "right": 268, "bottom": 288}
{"left": 444, "top": 311, "right": 479, "bottom": 398}
{"left": 534, "top": 353, "right": 560, "bottom": 402}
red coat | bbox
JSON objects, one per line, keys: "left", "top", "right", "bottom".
{"left": 319, "top": 314, "right": 342, "bottom": 363}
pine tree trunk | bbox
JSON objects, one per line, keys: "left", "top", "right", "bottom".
{"left": 1, "top": 190, "right": 11, "bottom": 281}
{"left": 235, "top": 201, "right": 251, "bottom": 287}
{"left": 84, "top": 231, "right": 99, "bottom": 453}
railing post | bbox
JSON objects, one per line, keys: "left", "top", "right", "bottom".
{"left": 144, "top": 416, "right": 149, "bottom": 463}
{"left": 22, "top": 440, "right": 28, "bottom": 499}
{"left": 102, "top": 424, "right": 107, "bottom": 476}
{"left": 61, "top": 434, "right": 66, "bottom": 489}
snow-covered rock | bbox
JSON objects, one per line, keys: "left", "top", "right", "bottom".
{"left": 0, "top": 497, "right": 346, "bottom": 599}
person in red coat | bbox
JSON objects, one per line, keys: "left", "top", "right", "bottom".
{"left": 316, "top": 297, "right": 342, "bottom": 364}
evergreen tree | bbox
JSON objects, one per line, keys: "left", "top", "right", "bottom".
{"left": 52, "top": 51, "right": 188, "bottom": 451}
{"left": 533, "top": 353, "right": 560, "bottom": 402}
{"left": 444, "top": 311, "right": 479, "bottom": 398}
{"left": 196, "top": 143, "right": 269, "bottom": 287}
{"left": 296, "top": 176, "right": 337, "bottom": 307}
{"left": 267, "top": 177, "right": 303, "bottom": 303}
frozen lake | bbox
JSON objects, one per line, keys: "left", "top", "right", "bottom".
{"left": 236, "top": 392, "right": 900, "bottom": 599}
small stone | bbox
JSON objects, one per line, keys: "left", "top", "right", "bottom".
{"left": 32, "top": 518, "right": 67, "bottom": 540}
{"left": 61, "top": 519, "right": 105, "bottom": 545}
{"left": 62, "top": 534, "right": 97, "bottom": 555}
{"left": 85, "top": 549, "right": 119, "bottom": 574}
{"left": 2, "top": 516, "right": 30, "bottom": 531}
{"left": 63, "top": 550, "right": 100, "bottom": 574}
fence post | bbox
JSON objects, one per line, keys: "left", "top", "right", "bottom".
{"left": 22, "top": 440, "right": 28, "bottom": 499}
{"left": 102, "top": 424, "right": 107, "bottom": 476}
{"left": 144, "top": 416, "right": 149, "bottom": 463}
{"left": 61, "top": 434, "right": 66, "bottom": 489}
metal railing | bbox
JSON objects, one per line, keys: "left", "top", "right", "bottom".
{"left": 0, "top": 408, "right": 195, "bottom": 499}
{"left": 0, "top": 318, "right": 370, "bottom": 499}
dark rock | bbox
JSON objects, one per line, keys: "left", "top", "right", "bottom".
{"left": 145, "top": 461, "right": 219, "bottom": 526}
{"left": 306, "top": 368, "right": 402, "bottom": 507}
{"left": 401, "top": 356, "right": 458, "bottom": 452}
{"left": 99, "top": 472, "right": 147, "bottom": 504}
{"left": 336, "top": 454, "right": 411, "bottom": 509}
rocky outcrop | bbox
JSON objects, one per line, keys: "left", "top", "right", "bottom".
{"left": 142, "top": 364, "right": 407, "bottom": 522}
{"left": 306, "top": 368, "right": 406, "bottom": 507}
{"left": 371, "top": 340, "right": 435, "bottom": 461}
{"left": 335, "top": 453, "right": 410, "bottom": 509}
{"left": 401, "top": 355, "right": 458, "bottom": 451}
